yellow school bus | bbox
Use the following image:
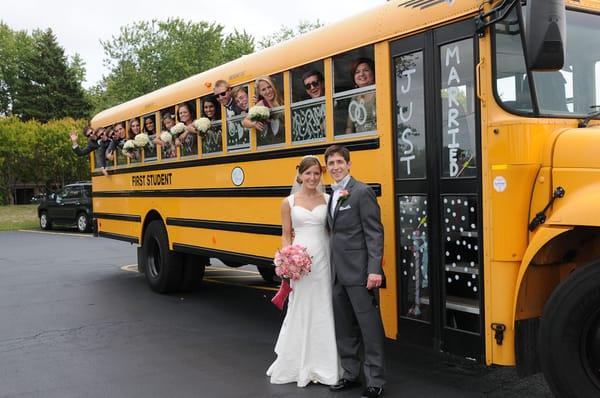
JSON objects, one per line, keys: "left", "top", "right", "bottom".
{"left": 90, "top": 1, "right": 600, "bottom": 395}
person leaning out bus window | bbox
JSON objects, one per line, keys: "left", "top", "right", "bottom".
{"left": 176, "top": 103, "right": 198, "bottom": 156}
{"left": 69, "top": 126, "right": 110, "bottom": 176}
{"left": 128, "top": 118, "right": 142, "bottom": 161}
{"left": 242, "top": 76, "right": 285, "bottom": 146}
{"left": 345, "top": 57, "right": 376, "bottom": 134}
{"left": 106, "top": 122, "right": 130, "bottom": 160}
{"left": 202, "top": 97, "right": 223, "bottom": 154}
{"left": 143, "top": 116, "right": 157, "bottom": 159}
{"left": 231, "top": 86, "right": 249, "bottom": 114}
{"left": 154, "top": 112, "right": 177, "bottom": 158}
{"left": 214, "top": 79, "right": 241, "bottom": 116}
{"left": 303, "top": 70, "right": 325, "bottom": 99}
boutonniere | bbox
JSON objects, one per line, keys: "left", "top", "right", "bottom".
{"left": 338, "top": 189, "right": 350, "bottom": 203}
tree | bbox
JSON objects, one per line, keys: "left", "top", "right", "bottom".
{"left": 90, "top": 19, "right": 255, "bottom": 113}
{"left": 258, "top": 20, "right": 324, "bottom": 50}
{"left": 12, "top": 29, "right": 91, "bottom": 122}
{"left": 0, "top": 22, "right": 34, "bottom": 116}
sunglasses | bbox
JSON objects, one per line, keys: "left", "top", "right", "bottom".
{"left": 215, "top": 90, "right": 228, "bottom": 98}
{"left": 304, "top": 81, "right": 320, "bottom": 90}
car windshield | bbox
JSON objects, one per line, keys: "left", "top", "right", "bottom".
{"left": 494, "top": 6, "right": 600, "bottom": 116}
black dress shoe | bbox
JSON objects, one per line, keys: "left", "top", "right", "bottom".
{"left": 329, "top": 378, "right": 361, "bottom": 391}
{"left": 361, "top": 386, "right": 384, "bottom": 398}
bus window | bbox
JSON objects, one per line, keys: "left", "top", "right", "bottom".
{"left": 291, "top": 61, "right": 326, "bottom": 143}
{"left": 177, "top": 102, "right": 198, "bottom": 157}
{"left": 333, "top": 46, "right": 376, "bottom": 136}
{"left": 158, "top": 107, "right": 177, "bottom": 160}
{"left": 226, "top": 84, "right": 250, "bottom": 152}
{"left": 127, "top": 118, "right": 142, "bottom": 164}
{"left": 201, "top": 95, "right": 223, "bottom": 155}
{"left": 143, "top": 114, "right": 158, "bottom": 162}
{"left": 254, "top": 74, "right": 285, "bottom": 148}
{"left": 112, "top": 122, "right": 128, "bottom": 168}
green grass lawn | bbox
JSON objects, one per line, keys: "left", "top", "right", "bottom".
{"left": 0, "top": 204, "right": 39, "bottom": 231}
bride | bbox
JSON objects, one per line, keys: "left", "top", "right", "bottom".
{"left": 266, "top": 155, "right": 340, "bottom": 387}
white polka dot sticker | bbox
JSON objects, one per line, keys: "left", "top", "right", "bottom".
{"left": 467, "top": 281, "right": 472, "bottom": 287}
{"left": 447, "top": 236, "right": 451, "bottom": 241}
{"left": 454, "top": 275, "right": 460, "bottom": 280}
{"left": 410, "top": 263, "right": 414, "bottom": 268}
{"left": 472, "top": 274, "right": 476, "bottom": 279}
{"left": 456, "top": 254, "right": 461, "bottom": 260}
{"left": 471, "top": 223, "right": 476, "bottom": 229}
{"left": 451, "top": 225, "right": 456, "bottom": 230}
{"left": 412, "top": 276, "right": 416, "bottom": 281}
{"left": 473, "top": 286, "right": 478, "bottom": 292}
{"left": 451, "top": 200, "right": 455, "bottom": 205}
{"left": 445, "top": 251, "right": 450, "bottom": 256}
{"left": 470, "top": 207, "right": 475, "bottom": 212}
{"left": 445, "top": 218, "right": 449, "bottom": 224}
{"left": 403, "top": 271, "right": 408, "bottom": 276}
{"left": 457, "top": 199, "right": 462, "bottom": 204}
{"left": 467, "top": 244, "right": 472, "bottom": 249}
{"left": 424, "top": 200, "right": 428, "bottom": 205}
{"left": 447, "top": 208, "right": 451, "bottom": 213}
{"left": 443, "top": 198, "right": 448, "bottom": 204}
{"left": 402, "top": 258, "right": 407, "bottom": 263}
{"left": 461, "top": 216, "right": 466, "bottom": 221}
{"left": 404, "top": 246, "right": 408, "bottom": 250}
{"left": 470, "top": 261, "right": 475, "bottom": 267}
{"left": 474, "top": 245, "right": 478, "bottom": 251}
{"left": 447, "top": 277, "right": 452, "bottom": 283}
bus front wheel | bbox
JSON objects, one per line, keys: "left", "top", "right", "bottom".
{"left": 539, "top": 260, "right": 600, "bottom": 397}
{"left": 141, "top": 220, "right": 183, "bottom": 294}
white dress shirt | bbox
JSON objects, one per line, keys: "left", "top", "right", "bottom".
{"left": 330, "top": 174, "right": 351, "bottom": 218}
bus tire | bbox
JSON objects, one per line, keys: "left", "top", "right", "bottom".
{"left": 179, "top": 254, "right": 206, "bottom": 292}
{"left": 539, "top": 260, "right": 600, "bottom": 397}
{"left": 141, "top": 220, "right": 183, "bottom": 294}
{"left": 257, "top": 266, "right": 278, "bottom": 284}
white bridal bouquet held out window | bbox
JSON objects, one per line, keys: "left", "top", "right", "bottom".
{"left": 159, "top": 131, "right": 173, "bottom": 144}
{"left": 122, "top": 139, "right": 136, "bottom": 155}
{"left": 248, "top": 105, "right": 270, "bottom": 122}
{"left": 192, "top": 117, "right": 211, "bottom": 138}
{"left": 169, "top": 122, "right": 185, "bottom": 137}
{"left": 133, "top": 133, "right": 150, "bottom": 147}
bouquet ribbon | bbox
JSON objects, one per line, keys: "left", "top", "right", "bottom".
{"left": 271, "top": 279, "right": 292, "bottom": 310}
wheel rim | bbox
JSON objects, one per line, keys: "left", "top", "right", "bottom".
{"left": 582, "top": 307, "right": 600, "bottom": 389}
{"left": 147, "top": 238, "right": 162, "bottom": 279}
{"left": 40, "top": 214, "right": 47, "bottom": 228}
{"left": 77, "top": 215, "right": 87, "bottom": 231}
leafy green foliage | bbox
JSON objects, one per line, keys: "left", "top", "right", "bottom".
{"left": 89, "top": 19, "right": 255, "bottom": 114}
{"left": 0, "top": 117, "right": 89, "bottom": 204}
{"left": 258, "top": 20, "right": 324, "bottom": 50}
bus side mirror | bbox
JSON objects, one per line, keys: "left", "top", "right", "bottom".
{"left": 525, "top": 0, "right": 566, "bottom": 71}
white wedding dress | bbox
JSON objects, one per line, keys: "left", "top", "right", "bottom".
{"left": 266, "top": 194, "right": 340, "bottom": 386}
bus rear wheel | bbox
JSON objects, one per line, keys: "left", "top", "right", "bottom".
{"left": 141, "top": 220, "right": 182, "bottom": 294}
{"left": 539, "top": 260, "right": 600, "bottom": 397}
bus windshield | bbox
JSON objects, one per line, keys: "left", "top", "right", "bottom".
{"left": 494, "top": 6, "right": 600, "bottom": 117}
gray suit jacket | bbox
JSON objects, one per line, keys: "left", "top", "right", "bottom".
{"left": 327, "top": 176, "right": 384, "bottom": 286}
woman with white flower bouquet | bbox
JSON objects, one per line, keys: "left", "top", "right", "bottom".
{"left": 242, "top": 76, "right": 285, "bottom": 146}
{"left": 153, "top": 112, "right": 177, "bottom": 159}
{"left": 266, "top": 155, "right": 339, "bottom": 388}
{"left": 201, "top": 97, "right": 222, "bottom": 154}
{"left": 175, "top": 103, "right": 198, "bottom": 156}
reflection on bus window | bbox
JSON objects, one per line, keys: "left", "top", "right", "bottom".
{"left": 291, "top": 62, "right": 326, "bottom": 143}
{"left": 333, "top": 46, "right": 377, "bottom": 136}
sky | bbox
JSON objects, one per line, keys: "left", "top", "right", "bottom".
{"left": 2, "top": 0, "right": 384, "bottom": 88}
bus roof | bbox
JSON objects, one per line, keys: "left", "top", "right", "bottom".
{"left": 90, "top": 0, "right": 481, "bottom": 127}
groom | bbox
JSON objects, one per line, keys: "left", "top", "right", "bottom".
{"left": 325, "top": 145, "right": 385, "bottom": 398}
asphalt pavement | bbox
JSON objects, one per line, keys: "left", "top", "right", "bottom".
{"left": 0, "top": 230, "right": 552, "bottom": 397}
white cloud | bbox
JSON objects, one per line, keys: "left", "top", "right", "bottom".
{"left": 2, "top": 0, "right": 383, "bottom": 88}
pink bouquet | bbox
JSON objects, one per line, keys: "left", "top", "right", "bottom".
{"left": 274, "top": 244, "right": 312, "bottom": 280}
{"left": 271, "top": 244, "right": 312, "bottom": 310}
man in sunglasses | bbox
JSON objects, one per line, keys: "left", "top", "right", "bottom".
{"left": 214, "top": 79, "right": 241, "bottom": 117}
{"left": 302, "top": 70, "right": 325, "bottom": 99}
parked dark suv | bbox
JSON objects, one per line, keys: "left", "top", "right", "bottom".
{"left": 38, "top": 182, "right": 93, "bottom": 232}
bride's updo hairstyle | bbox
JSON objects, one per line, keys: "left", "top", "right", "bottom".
{"left": 296, "top": 156, "right": 323, "bottom": 184}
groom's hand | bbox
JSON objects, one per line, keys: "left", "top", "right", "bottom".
{"left": 366, "top": 274, "right": 382, "bottom": 290}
